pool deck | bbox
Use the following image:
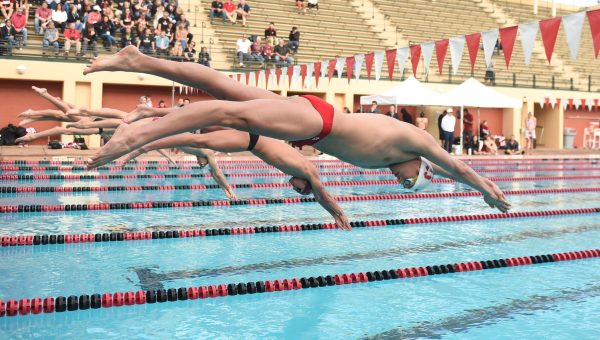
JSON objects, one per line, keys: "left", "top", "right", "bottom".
{"left": 1, "top": 145, "right": 599, "bottom": 162}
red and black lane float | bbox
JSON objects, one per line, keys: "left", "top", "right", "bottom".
{"left": 1, "top": 207, "right": 599, "bottom": 248}
{"left": 0, "top": 249, "right": 597, "bottom": 317}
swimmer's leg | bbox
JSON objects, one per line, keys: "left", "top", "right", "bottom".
{"left": 84, "top": 45, "right": 281, "bottom": 101}
{"left": 32, "top": 86, "right": 77, "bottom": 112}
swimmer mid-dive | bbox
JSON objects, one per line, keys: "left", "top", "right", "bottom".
{"left": 84, "top": 46, "right": 510, "bottom": 213}
{"left": 118, "top": 127, "right": 351, "bottom": 229}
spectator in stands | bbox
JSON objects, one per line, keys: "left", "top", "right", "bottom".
{"left": 503, "top": 135, "right": 523, "bottom": 155}
{"left": 385, "top": 105, "right": 396, "bottom": 118}
{"left": 67, "top": 4, "right": 83, "bottom": 32}
{"left": 235, "top": 34, "right": 251, "bottom": 67}
{"left": 416, "top": 111, "right": 428, "bottom": 130}
{"left": 137, "top": 27, "right": 154, "bottom": 54}
{"left": 35, "top": 2, "right": 52, "bottom": 34}
{"left": 42, "top": 20, "right": 60, "bottom": 56}
{"left": 250, "top": 36, "right": 264, "bottom": 66}
{"left": 288, "top": 26, "right": 299, "bottom": 53}
{"left": 236, "top": 0, "right": 250, "bottom": 27}
{"left": 480, "top": 119, "right": 490, "bottom": 139}
{"left": 121, "top": 7, "right": 134, "bottom": 30}
{"left": 87, "top": 5, "right": 102, "bottom": 26}
{"left": 121, "top": 26, "right": 137, "bottom": 48}
{"left": 1, "top": 0, "right": 15, "bottom": 20}
{"left": 274, "top": 38, "right": 293, "bottom": 66}
{"left": 177, "top": 98, "right": 184, "bottom": 107}
{"left": 155, "top": 29, "right": 170, "bottom": 56}
{"left": 295, "top": 0, "right": 305, "bottom": 14}
{"left": 198, "top": 46, "right": 211, "bottom": 67}
{"left": 63, "top": 22, "right": 81, "bottom": 57}
{"left": 368, "top": 101, "right": 380, "bottom": 113}
{"left": 262, "top": 38, "right": 274, "bottom": 62}
{"left": 210, "top": 0, "right": 226, "bottom": 23}
{"left": 184, "top": 98, "right": 191, "bottom": 105}
{"left": 307, "top": 0, "right": 319, "bottom": 12}
{"left": 223, "top": 0, "right": 236, "bottom": 24}
{"left": 157, "top": 11, "right": 171, "bottom": 32}
{"left": 171, "top": 40, "right": 184, "bottom": 61}
{"left": 484, "top": 62, "right": 495, "bottom": 85}
{"left": 52, "top": 3, "right": 68, "bottom": 32}
{"left": 401, "top": 108, "right": 413, "bottom": 124}
{"left": 441, "top": 108, "right": 456, "bottom": 153}
{"left": 81, "top": 24, "right": 99, "bottom": 57}
{"left": 10, "top": 5, "right": 28, "bottom": 46}
{"left": 494, "top": 38, "right": 502, "bottom": 55}
{"left": 463, "top": 108, "right": 473, "bottom": 143}
{"left": 145, "top": 94, "right": 153, "bottom": 107}
{"left": 264, "top": 22, "right": 276, "bottom": 44}
{"left": 477, "top": 135, "right": 498, "bottom": 155}
{"left": 183, "top": 40, "right": 196, "bottom": 62}
{"left": 1, "top": 18, "right": 17, "bottom": 55}
{"left": 158, "top": 100, "right": 166, "bottom": 108}
{"left": 175, "top": 24, "right": 188, "bottom": 50}
{"left": 97, "top": 14, "right": 116, "bottom": 50}
{"left": 525, "top": 112, "right": 536, "bottom": 152}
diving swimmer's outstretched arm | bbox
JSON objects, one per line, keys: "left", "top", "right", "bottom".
{"left": 67, "top": 119, "right": 123, "bottom": 129}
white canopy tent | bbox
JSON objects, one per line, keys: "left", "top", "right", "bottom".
{"left": 359, "top": 76, "right": 442, "bottom": 106}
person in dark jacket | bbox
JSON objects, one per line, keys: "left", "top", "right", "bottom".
{"left": 401, "top": 108, "right": 413, "bottom": 124}
{"left": 288, "top": 26, "right": 300, "bottom": 53}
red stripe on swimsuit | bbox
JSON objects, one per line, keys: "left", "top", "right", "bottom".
{"left": 290, "top": 95, "right": 334, "bottom": 148}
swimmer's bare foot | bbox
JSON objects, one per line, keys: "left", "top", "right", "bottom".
{"left": 88, "top": 123, "right": 137, "bottom": 168}
{"left": 83, "top": 45, "right": 143, "bottom": 75}
{"left": 17, "top": 109, "right": 34, "bottom": 117}
{"left": 32, "top": 86, "right": 48, "bottom": 96}
{"left": 124, "top": 104, "right": 154, "bottom": 123}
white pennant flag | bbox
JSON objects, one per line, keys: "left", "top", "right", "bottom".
{"left": 421, "top": 42, "right": 435, "bottom": 74}
{"left": 519, "top": 21, "right": 539, "bottom": 65}
{"left": 270, "top": 68, "right": 277, "bottom": 87}
{"left": 540, "top": 97, "right": 546, "bottom": 108}
{"left": 185, "top": 86, "right": 189, "bottom": 95}
{"left": 179, "top": 85, "right": 183, "bottom": 94}
{"left": 292, "top": 65, "right": 301, "bottom": 88}
{"left": 249, "top": 72, "right": 255, "bottom": 87}
{"left": 306, "top": 63, "right": 314, "bottom": 88}
{"left": 550, "top": 97, "right": 556, "bottom": 109}
{"left": 587, "top": 100, "right": 593, "bottom": 111}
{"left": 449, "top": 36, "right": 465, "bottom": 75}
{"left": 574, "top": 99, "right": 581, "bottom": 110}
{"left": 354, "top": 54, "right": 365, "bottom": 80}
{"left": 396, "top": 47, "right": 409, "bottom": 77}
{"left": 481, "top": 29, "right": 499, "bottom": 67}
{"left": 258, "top": 70, "right": 265, "bottom": 87}
{"left": 336, "top": 57, "right": 346, "bottom": 79}
{"left": 562, "top": 11, "right": 586, "bottom": 60}
{"left": 374, "top": 51, "right": 384, "bottom": 81}
{"left": 562, "top": 100, "right": 568, "bottom": 110}
{"left": 321, "top": 59, "right": 328, "bottom": 78}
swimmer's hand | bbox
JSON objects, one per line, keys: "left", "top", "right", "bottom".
{"left": 335, "top": 214, "right": 352, "bottom": 231}
{"left": 483, "top": 182, "right": 511, "bottom": 213}
{"left": 225, "top": 188, "right": 238, "bottom": 201}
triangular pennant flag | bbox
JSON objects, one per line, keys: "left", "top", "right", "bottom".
{"left": 435, "top": 39, "right": 449, "bottom": 74}
{"left": 354, "top": 54, "right": 364, "bottom": 80}
{"left": 465, "top": 33, "right": 481, "bottom": 72}
{"left": 420, "top": 42, "right": 435, "bottom": 74}
{"left": 275, "top": 68, "right": 282, "bottom": 86}
{"left": 587, "top": 9, "right": 600, "bottom": 58}
{"left": 346, "top": 56, "right": 355, "bottom": 83}
{"left": 365, "top": 53, "right": 374, "bottom": 80}
{"left": 292, "top": 65, "right": 301, "bottom": 88}
{"left": 306, "top": 63, "right": 314, "bottom": 88}
{"left": 481, "top": 29, "right": 499, "bottom": 67}
{"left": 179, "top": 85, "right": 183, "bottom": 94}
{"left": 556, "top": 98, "right": 562, "bottom": 109}
{"left": 544, "top": 96, "right": 550, "bottom": 108}
{"left": 550, "top": 97, "right": 557, "bottom": 109}
{"left": 374, "top": 51, "right": 384, "bottom": 81}
{"left": 587, "top": 99, "right": 593, "bottom": 111}
{"left": 574, "top": 99, "right": 581, "bottom": 110}
{"left": 539, "top": 17, "right": 561, "bottom": 63}
{"left": 327, "top": 59, "right": 337, "bottom": 83}
{"left": 449, "top": 36, "right": 466, "bottom": 75}
{"left": 581, "top": 98, "right": 586, "bottom": 110}
{"left": 499, "top": 26, "right": 518, "bottom": 68}
{"left": 314, "top": 62, "right": 321, "bottom": 87}
{"left": 562, "top": 11, "right": 586, "bottom": 60}
{"left": 385, "top": 49, "right": 397, "bottom": 81}
{"left": 228, "top": 74, "right": 233, "bottom": 79}
{"left": 519, "top": 21, "right": 539, "bottom": 65}
{"left": 567, "top": 98, "right": 574, "bottom": 109}
{"left": 264, "top": 69, "right": 270, "bottom": 89}
{"left": 410, "top": 44, "right": 421, "bottom": 76}
{"left": 244, "top": 73, "right": 250, "bottom": 85}
{"left": 287, "top": 66, "right": 294, "bottom": 88}
{"left": 300, "top": 64, "right": 307, "bottom": 87}
{"left": 594, "top": 98, "right": 599, "bottom": 110}
{"left": 336, "top": 57, "right": 346, "bottom": 79}
{"left": 185, "top": 86, "right": 188, "bottom": 95}
{"left": 236, "top": 73, "right": 241, "bottom": 82}
{"left": 562, "top": 99, "right": 568, "bottom": 110}
{"left": 396, "top": 47, "right": 409, "bottom": 78}
{"left": 254, "top": 71, "right": 260, "bottom": 87}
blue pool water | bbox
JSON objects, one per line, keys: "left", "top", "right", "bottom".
{"left": 0, "top": 161, "right": 598, "bottom": 339}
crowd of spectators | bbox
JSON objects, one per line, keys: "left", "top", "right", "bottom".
{"left": 235, "top": 21, "right": 298, "bottom": 68}
{"left": 0, "top": 0, "right": 212, "bottom": 64}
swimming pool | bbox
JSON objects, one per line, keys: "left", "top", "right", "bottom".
{"left": 0, "top": 158, "right": 598, "bottom": 339}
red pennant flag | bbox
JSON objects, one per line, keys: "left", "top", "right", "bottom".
{"left": 409, "top": 45, "right": 421, "bottom": 77}
{"left": 581, "top": 98, "right": 587, "bottom": 109}
{"left": 365, "top": 53, "right": 374, "bottom": 81}
{"left": 228, "top": 74, "right": 233, "bottom": 79}
{"left": 275, "top": 68, "right": 282, "bottom": 86}
{"left": 346, "top": 56, "right": 355, "bottom": 83}
{"left": 587, "top": 10, "right": 600, "bottom": 58}
{"left": 594, "top": 98, "right": 599, "bottom": 110}
{"left": 499, "top": 26, "right": 518, "bottom": 68}
{"left": 236, "top": 74, "right": 241, "bottom": 82}
{"left": 435, "top": 39, "right": 449, "bottom": 75}
{"left": 245, "top": 73, "right": 250, "bottom": 85}
{"left": 300, "top": 64, "right": 307, "bottom": 87}
{"left": 556, "top": 98, "right": 562, "bottom": 109}
{"left": 385, "top": 49, "right": 396, "bottom": 81}
{"left": 544, "top": 97, "right": 550, "bottom": 108}
{"left": 264, "top": 69, "right": 270, "bottom": 89}
{"left": 568, "top": 98, "right": 574, "bottom": 109}
{"left": 314, "top": 62, "right": 322, "bottom": 87}
{"left": 327, "top": 59, "right": 337, "bottom": 83}
{"left": 465, "top": 33, "right": 481, "bottom": 72}
{"left": 254, "top": 71, "right": 260, "bottom": 87}
{"left": 287, "top": 66, "right": 294, "bottom": 88}
{"left": 539, "top": 17, "right": 561, "bottom": 63}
